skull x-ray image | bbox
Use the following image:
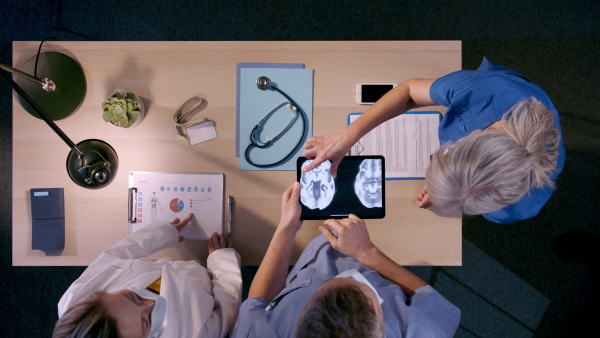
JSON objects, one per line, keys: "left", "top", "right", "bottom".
{"left": 297, "top": 156, "right": 385, "bottom": 220}
{"left": 299, "top": 160, "right": 335, "bottom": 210}
{"left": 354, "top": 159, "right": 383, "bottom": 208}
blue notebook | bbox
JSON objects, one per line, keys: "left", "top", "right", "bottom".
{"left": 30, "top": 188, "right": 65, "bottom": 250}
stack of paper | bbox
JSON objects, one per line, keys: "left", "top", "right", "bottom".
{"left": 348, "top": 112, "right": 441, "bottom": 179}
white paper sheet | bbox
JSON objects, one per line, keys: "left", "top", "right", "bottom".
{"left": 348, "top": 112, "right": 441, "bottom": 179}
{"left": 128, "top": 171, "right": 224, "bottom": 239}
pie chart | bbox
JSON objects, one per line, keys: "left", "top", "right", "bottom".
{"left": 170, "top": 198, "right": 185, "bottom": 212}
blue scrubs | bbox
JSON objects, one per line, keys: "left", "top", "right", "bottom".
{"left": 232, "top": 235, "right": 461, "bottom": 338}
{"left": 429, "top": 57, "right": 566, "bottom": 224}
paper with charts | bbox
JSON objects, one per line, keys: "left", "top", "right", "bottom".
{"left": 348, "top": 112, "right": 441, "bottom": 179}
{"left": 128, "top": 171, "right": 224, "bottom": 240}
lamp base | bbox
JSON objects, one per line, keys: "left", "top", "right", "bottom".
{"left": 66, "top": 140, "right": 119, "bottom": 189}
{"left": 17, "top": 51, "right": 86, "bottom": 121}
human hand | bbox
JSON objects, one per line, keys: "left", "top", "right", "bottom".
{"left": 170, "top": 213, "right": 194, "bottom": 242}
{"left": 415, "top": 185, "right": 432, "bottom": 209}
{"left": 302, "top": 131, "right": 353, "bottom": 178}
{"left": 319, "top": 214, "right": 376, "bottom": 263}
{"left": 278, "top": 182, "right": 303, "bottom": 233}
{"left": 208, "top": 232, "right": 230, "bottom": 255}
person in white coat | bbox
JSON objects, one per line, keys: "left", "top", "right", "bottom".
{"left": 52, "top": 213, "right": 242, "bottom": 338}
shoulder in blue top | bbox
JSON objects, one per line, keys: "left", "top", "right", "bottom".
{"left": 429, "top": 57, "right": 566, "bottom": 224}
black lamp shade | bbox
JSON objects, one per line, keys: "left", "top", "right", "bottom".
{"left": 66, "top": 139, "right": 119, "bottom": 189}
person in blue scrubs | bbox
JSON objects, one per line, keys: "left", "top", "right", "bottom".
{"left": 303, "top": 58, "right": 565, "bottom": 224}
{"left": 232, "top": 183, "right": 460, "bottom": 337}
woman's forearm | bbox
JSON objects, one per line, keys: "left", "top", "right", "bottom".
{"left": 344, "top": 79, "right": 436, "bottom": 144}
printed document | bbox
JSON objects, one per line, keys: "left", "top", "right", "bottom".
{"left": 348, "top": 112, "right": 441, "bottom": 179}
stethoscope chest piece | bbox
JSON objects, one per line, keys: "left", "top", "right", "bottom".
{"left": 256, "top": 76, "right": 272, "bottom": 90}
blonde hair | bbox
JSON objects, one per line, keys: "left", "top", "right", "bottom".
{"left": 52, "top": 291, "right": 118, "bottom": 338}
{"left": 426, "top": 98, "right": 560, "bottom": 216}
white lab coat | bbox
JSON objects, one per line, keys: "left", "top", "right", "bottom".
{"left": 57, "top": 220, "right": 242, "bottom": 338}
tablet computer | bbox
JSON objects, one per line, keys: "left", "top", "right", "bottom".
{"left": 297, "top": 156, "right": 385, "bottom": 220}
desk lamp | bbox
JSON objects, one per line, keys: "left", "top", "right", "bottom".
{"left": 1, "top": 51, "right": 118, "bottom": 189}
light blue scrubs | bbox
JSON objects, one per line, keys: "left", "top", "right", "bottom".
{"left": 429, "top": 57, "right": 566, "bottom": 224}
{"left": 232, "top": 235, "right": 461, "bottom": 338}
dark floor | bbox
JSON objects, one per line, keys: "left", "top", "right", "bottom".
{"left": 1, "top": 1, "right": 599, "bottom": 337}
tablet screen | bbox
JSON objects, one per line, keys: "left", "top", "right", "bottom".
{"left": 297, "top": 156, "right": 385, "bottom": 220}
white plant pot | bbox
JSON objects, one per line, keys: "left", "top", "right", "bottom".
{"left": 106, "top": 93, "right": 145, "bottom": 129}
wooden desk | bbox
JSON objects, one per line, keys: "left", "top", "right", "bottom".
{"left": 12, "top": 41, "right": 462, "bottom": 266}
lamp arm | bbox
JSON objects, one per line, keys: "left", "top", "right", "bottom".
{"left": 0, "top": 67, "right": 83, "bottom": 156}
{"left": 0, "top": 62, "right": 45, "bottom": 86}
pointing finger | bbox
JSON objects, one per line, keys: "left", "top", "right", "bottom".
{"left": 178, "top": 213, "right": 194, "bottom": 226}
{"left": 329, "top": 161, "right": 340, "bottom": 178}
{"left": 301, "top": 158, "right": 324, "bottom": 172}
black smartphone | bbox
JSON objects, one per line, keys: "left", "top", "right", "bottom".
{"left": 356, "top": 83, "right": 397, "bottom": 104}
{"left": 297, "top": 155, "right": 385, "bottom": 220}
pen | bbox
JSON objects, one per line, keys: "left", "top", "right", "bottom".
{"left": 228, "top": 195, "right": 234, "bottom": 238}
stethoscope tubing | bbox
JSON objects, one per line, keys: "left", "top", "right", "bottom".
{"left": 244, "top": 80, "right": 307, "bottom": 168}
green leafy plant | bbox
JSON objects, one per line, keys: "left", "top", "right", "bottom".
{"left": 102, "top": 88, "right": 141, "bottom": 128}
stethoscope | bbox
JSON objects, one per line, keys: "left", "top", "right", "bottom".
{"left": 244, "top": 76, "right": 307, "bottom": 168}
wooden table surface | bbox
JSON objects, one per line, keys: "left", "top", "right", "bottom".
{"left": 12, "top": 41, "right": 462, "bottom": 266}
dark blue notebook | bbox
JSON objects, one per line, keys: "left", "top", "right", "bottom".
{"left": 30, "top": 188, "right": 65, "bottom": 250}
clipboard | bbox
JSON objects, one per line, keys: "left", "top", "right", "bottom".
{"left": 128, "top": 171, "right": 225, "bottom": 240}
